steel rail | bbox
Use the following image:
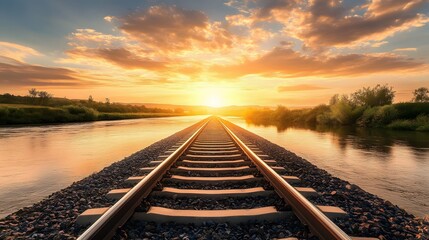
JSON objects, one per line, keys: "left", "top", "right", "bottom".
{"left": 78, "top": 118, "right": 210, "bottom": 240}
{"left": 219, "top": 118, "right": 351, "bottom": 240}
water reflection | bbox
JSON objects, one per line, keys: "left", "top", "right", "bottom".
{"left": 247, "top": 120, "right": 429, "bottom": 157}
{"left": 0, "top": 116, "right": 207, "bottom": 218}
{"left": 233, "top": 117, "right": 429, "bottom": 217}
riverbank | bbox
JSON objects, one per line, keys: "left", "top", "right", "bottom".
{"left": 0, "top": 104, "right": 185, "bottom": 125}
{"left": 246, "top": 102, "right": 429, "bottom": 132}
{"left": 0, "top": 119, "right": 427, "bottom": 239}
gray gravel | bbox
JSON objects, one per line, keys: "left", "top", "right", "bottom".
{"left": 162, "top": 179, "right": 271, "bottom": 190}
{"left": 115, "top": 219, "right": 313, "bottom": 240}
{"left": 146, "top": 194, "right": 285, "bottom": 210}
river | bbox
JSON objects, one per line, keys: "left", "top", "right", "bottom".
{"left": 0, "top": 116, "right": 207, "bottom": 218}
{"left": 226, "top": 117, "right": 429, "bottom": 217}
{"left": 0, "top": 116, "right": 428, "bottom": 218}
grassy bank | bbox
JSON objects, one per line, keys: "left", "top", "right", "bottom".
{"left": 246, "top": 102, "right": 429, "bottom": 131}
{"left": 0, "top": 104, "right": 183, "bottom": 125}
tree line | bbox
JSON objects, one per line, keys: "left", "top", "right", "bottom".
{"left": 246, "top": 85, "right": 429, "bottom": 131}
{"left": 0, "top": 89, "right": 175, "bottom": 114}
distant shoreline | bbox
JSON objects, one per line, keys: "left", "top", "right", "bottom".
{"left": 0, "top": 103, "right": 188, "bottom": 126}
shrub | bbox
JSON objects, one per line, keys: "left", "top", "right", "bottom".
{"left": 316, "top": 112, "right": 337, "bottom": 125}
{"left": 351, "top": 84, "right": 395, "bottom": 107}
{"left": 387, "top": 114, "right": 429, "bottom": 131}
{"left": 359, "top": 105, "right": 398, "bottom": 126}
{"left": 330, "top": 99, "right": 364, "bottom": 125}
{"left": 393, "top": 102, "right": 429, "bottom": 119}
{"left": 63, "top": 105, "right": 98, "bottom": 121}
{"left": 412, "top": 87, "right": 429, "bottom": 102}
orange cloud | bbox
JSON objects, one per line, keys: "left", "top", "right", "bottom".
{"left": 119, "top": 5, "right": 233, "bottom": 52}
{"left": 0, "top": 57, "right": 90, "bottom": 87}
{"left": 252, "top": 0, "right": 298, "bottom": 21}
{"left": 294, "top": 0, "right": 429, "bottom": 48}
{"left": 278, "top": 84, "right": 327, "bottom": 92}
{"left": 67, "top": 47, "right": 167, "bottom": 70}
{"left": 213, "top": 46, "right": 426, "bottom": 78}
{"left": 0, "top": 42, "right": 41, "bottom": 61}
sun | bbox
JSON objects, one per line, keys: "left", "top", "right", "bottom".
{"left": 206, "top": 94, "right": 223, "bottom": 108}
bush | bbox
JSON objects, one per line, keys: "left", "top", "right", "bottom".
{"left": 63, "top": 105, "right": 98, "bottom": 121}
{"left": 393, "top": 102, "right": 429, "bottom": 119}
{"left": 351, "top": 84, "right": 395, "bottom": 107}
{"left": 387, "top": 114, "right": 429, "bottom": 131}
{"left": 0, "top": 107, "right": 10, "bottom": 124}
{"left": 359, "top": 105, "right": 398, "bottom": 126}
{"left": 304, "top": 104, "right": 330, "bottom": 125}
{"left": 330, "top": 99, "right": 364, "bottom": 125}
{"left": 316, "top": 112, "right": 337, "bottom": 125}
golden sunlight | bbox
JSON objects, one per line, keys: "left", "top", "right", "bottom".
{"left": 206, "top": 94, "right": 223, "bottom": 108}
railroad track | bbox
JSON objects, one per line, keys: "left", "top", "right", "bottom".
{"left": 76, "top": 117, "right": 375, "bottom": 239}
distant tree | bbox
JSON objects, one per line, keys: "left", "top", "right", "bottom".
{"left": 37, "top": 91, "right": 53, "bottom": 105}
{"left": 28, "top": 88, "right": 38, "bottom": 98}
{"left": 329, "top": 94, "right": 340, "bottom": 105}
{"left": 105, "top": 98, "right": 110, "bottom": 105}
{"left": 88, "top": 95, "right": 94, "bottom": 103}
{"left": 412, "top": 87, "right": 429, "bottom": 102}
{"left": 351, "top": 84, "right": 395, "bottom": 107}
{"left": 28, "top": 88, "right": 39, "bottom": 103}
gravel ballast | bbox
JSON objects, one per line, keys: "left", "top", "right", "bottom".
{"left": 0, "top": 118, "right": 428, "bottom": 239}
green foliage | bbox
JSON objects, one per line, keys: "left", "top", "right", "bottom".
{"left": 388, "top": 115, "right": 429, "bottom": 131}
{"left": 316, "top": 112, "right": 336, "bottom": 125}
{"left": 359, "top": 105, "right": 399, "bottom": 126}
{"left": 304, "top": 104, "right": 331, "bottom": 125}
{"left": 351, "top": 84, "right": 395, "bottom": 107}
{"left": 393, "top": 102, "right": 429, "bottom": 119}
{"left": 245, "top": 84, "right": 427, "bottom": 132}
{"left": 412, "top": 87, "right": 429, "bottom": 102}
{"left": 0, "top": 92, "right": 172, "bottom": 114}
{"left": 330, "top": 97, "right": 364, "bottom": 125}
{"left": 0, "top": 105, "right": 178, "bottom": 125}
{"left": 63, "top": 105, "right": 98, "bottom": 121}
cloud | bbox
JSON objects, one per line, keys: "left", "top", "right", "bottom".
{"left": 213, "top": 46, "right": 426, "bottom": 78}
{"left": 278, "top": 84, "right": 327, "bottom": 92}
{"left": 394, "top": 48, "right": 417, "bottom": 52}
{"left": 118, "top": 5, "right": 233, "bottom": 52}
{"left": 68, "top": 29, "right": 125, "bottom": 47}
{"left": 0, "top": 56, "right": 91, "bottom": 87}
{"left": 67, "top": 47, "right": 166, "bottom": 70}
{"left": 104, "top": 16, "right": 114, "bottom": 22}
{"left": 0, "top": 41, "right": 41, "bottom": 61}
{"left": 252, "top": 0, "right": 298, "bottom": 20}
{"left": 293, "top": 0, "right": 429, "bottom": 48}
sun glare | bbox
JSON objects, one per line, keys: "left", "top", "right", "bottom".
{"left": 207, "top": 94, "right": 222, "bottom": 108}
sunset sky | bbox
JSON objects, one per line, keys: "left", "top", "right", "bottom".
{"left": 1, "top": 0, "right": 428, "bottom": 107}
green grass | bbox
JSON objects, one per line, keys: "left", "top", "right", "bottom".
{"left": 0, "top": 103, "right": 53, "bottom": 108}
{"left": 0, "top": 105, "right": 182, "bottom": 125}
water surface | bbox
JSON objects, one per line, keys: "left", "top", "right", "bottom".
{"left": 0, "top": 116, "right": 207, "bottom": 218}
{"left": 227, "top": 117, "right": 429, "bottom": 217}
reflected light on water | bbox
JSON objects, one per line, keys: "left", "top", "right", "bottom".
{"left": 0, "top": 116, "right": 207, "bottom": 218}
{"left": 227, "top": 117, "right": 429, "bottom": 217}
